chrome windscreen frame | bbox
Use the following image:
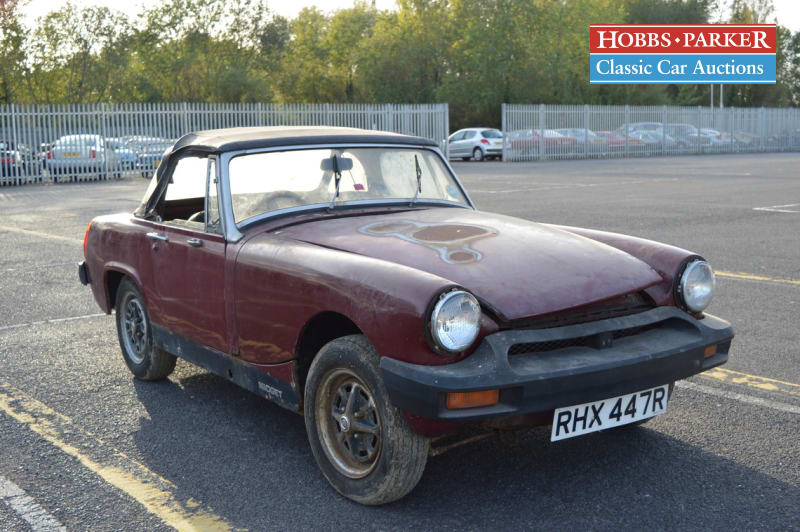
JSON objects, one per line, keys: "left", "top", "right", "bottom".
{"left": 217, "top": 143, "right": 476, "bottom": 243}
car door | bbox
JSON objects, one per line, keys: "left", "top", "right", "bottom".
{"left": 448, "top": 130, "right": 465, "bottom": 157}
{"left": 146, "top": 154, "right": 228, "bottom": 354}
{"left": 462, "top": 130, "right": 478, "bottom": 155}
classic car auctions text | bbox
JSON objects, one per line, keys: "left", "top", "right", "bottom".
{"left": 589, "top": 24, "right": 777, "bottom": 84}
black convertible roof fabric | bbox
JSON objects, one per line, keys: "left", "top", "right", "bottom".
{"left": 172, "top": 126, "right": 438, "bottom": 153}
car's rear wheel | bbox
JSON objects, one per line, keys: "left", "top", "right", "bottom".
{"left": 472, "top": 147, "right": 484, "bottom": 161}
{"left": 115, "top": 278, "right": 176, "bottom": 380}
{"left": 304, "top": 335, "right": 429, "bottom": 505}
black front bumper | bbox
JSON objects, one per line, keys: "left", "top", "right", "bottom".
{"left": 381, "top": 307, "right": 733, "bottom": 421}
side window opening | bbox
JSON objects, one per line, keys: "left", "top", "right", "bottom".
{"left": 157, "top": 155, "right": 207, "bottom": 226}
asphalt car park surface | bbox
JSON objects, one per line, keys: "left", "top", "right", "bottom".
{"left": 0, "top": 153, "right": 798, "bottom": 530}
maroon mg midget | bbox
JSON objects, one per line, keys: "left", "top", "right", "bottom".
{"left": 79, "top": 127, "right": 733, "bottom": 504}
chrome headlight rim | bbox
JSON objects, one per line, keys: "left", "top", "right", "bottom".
{"left": 676, "top": 257, "right": 715, "bottom": 313}
{"left": 426, "top": 288, "right": 482, "bottom": 355}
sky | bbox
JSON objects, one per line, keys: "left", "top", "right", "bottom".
{"left": 22, "top": 0, "right": 398, "bottom": 24}
{"left": 20, "top": 0, "right": 800, "bottom": 32}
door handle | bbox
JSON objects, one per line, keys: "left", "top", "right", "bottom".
{"left": 187, "top": 238, "right": 203, "bottom": 247}
{"left": 146, "top": 232, "right": 168, "bottom": 242}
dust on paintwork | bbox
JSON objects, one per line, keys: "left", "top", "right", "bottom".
{"left": 359, "top": 220, "right": 497, "bottom": 264}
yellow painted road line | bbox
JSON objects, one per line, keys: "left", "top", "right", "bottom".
{"left": 0, "top": 379, "right": 232, "bottom": 531}
{"left": 699, "top": 368, "right": 800, "bottom": 398}
{"left": 716, "top": 271, "right": 800, "bottom": 286}
{"left": 0, "top": 225, "right": 82, "bottom": 245}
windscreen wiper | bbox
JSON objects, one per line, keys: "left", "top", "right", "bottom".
{"left": 410, "top": 154, "right": 422, "bottom": 206}
{"left": 328, "top": 155, "right": 342, "bottom": 210}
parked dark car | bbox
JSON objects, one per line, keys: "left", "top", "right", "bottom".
{"left": 664, "top": 123, "right": 711, "bottom": 148}
{"left": 79, "top": 127, "right": 733, "bottom": 505}
{"left": 122, "top": 136, "right": 173, "bottom": 177}
{"left": 0, "top": 140, "right": 39, "bottom": 181}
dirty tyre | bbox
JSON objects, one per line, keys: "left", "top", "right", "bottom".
{"left": 304, "top": 335, "right": 429, "bottom": 505}
{"left": 472, "top": 147, "right": 483, "bottom": 161}
{"left": 115, "top": 278, "right": 176, "bottom": 381}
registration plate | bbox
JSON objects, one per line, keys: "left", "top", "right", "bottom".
{"left": 550, "top": 384, "right": 669, "bottom": 441}
{"left": 65, "top": 152, "right": 81, "bottom": 157}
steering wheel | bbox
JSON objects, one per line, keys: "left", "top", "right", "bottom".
{"left": 264, "top": 191, "right": 306, "bottom": 211}
{"left": 187, "top": 211, "right": 205, "bottom": 223}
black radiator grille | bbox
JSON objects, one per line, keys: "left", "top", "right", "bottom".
{"left": 507, "top": 323, "right": 660, "bottom": 356}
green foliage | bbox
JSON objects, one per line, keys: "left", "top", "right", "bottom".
{"left": 4, "top": 0, "right": 798, "bottom": 127}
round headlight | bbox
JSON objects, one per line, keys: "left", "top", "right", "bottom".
{"left": 678, "top": 260, "right": 715, "bottom": 312}
{"left": 430, "top": 290, "right": 481, "bottom": 353}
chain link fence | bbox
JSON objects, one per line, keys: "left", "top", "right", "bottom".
{"left": 0, "top": 103, "right": 449, "bottom": 186}
{"left": 501, "top": 104, "right": 800, "bottom": 162}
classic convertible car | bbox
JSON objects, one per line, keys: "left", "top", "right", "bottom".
{"left": 79, "top": 127, "right": 733, "bottom": 505}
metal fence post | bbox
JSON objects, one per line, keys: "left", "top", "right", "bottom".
{"left": 583, "top": 104, "right": 589, "bottom": 158}
{"left": 100, "top": 103, "right": 109, "bottom": 180}
{"left": 10, "top": 103, "right": 19, "bottom": 185}
{"left": 662, "top": 106, "right": 667, "bottom": 156}
{"left": 501, "top": 103, "right": 506, "bottom": 162}
{"left": 624, "top": 105, "right": 630, "bottom": 157}
{"left": 539, "top": 104, "right": 545, "bottom": 161}
{"left": 760, "top": 107, "right": 765, "bottom": 152}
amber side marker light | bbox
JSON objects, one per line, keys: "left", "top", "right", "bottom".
{"left": 446, "top": 389, "right": 499, "bottom": 410}
{"left": 704, "top": 345, "right": 717, "bottom": 358}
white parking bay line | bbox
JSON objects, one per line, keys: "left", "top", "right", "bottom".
{"left": 753, "top": 203, "right": 800, "bottom": 213}
{"left": 0, "top": 475, "right": 66, "bottom": 531}
{"left": 677, "top": 381, "right": 800, "bottom": 415}
{"left": 0, "top": 313, "right": 107, "bottom": 333}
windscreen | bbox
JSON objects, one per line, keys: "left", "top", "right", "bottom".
{"left": 227, "top": 147, "right": 468, "bottom": 224}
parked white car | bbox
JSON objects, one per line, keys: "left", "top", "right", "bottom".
{"left": 448, "top": 128, "right": 503, "bottom": 161}
{"left": 45, "top": 134, "right": 121, "bottom": 182}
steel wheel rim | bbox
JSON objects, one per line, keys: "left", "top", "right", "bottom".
{"left": 316, "top": 368, "right": 382, "bottom": 479}
{"left": 121, "top": 294, "right": 147, "bottom": 364}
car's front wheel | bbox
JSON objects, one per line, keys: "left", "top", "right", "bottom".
{"left": 304, "top": 335, "right": 429, "bottom": 505}
{"left": 114, "top": 278, "right": 176, "bottom": 380}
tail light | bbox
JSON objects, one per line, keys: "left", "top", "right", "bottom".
{"left": 90, "top": 149, "right": 97, "bottom": 158}
{"left": 480, "top": 138, "right": 490, "bottom": 145}
{"left": 47, "top": 151, "right": 52, "bottom": 159}
{"left": 83, "top": 221, "right": 93, "bottom": 257}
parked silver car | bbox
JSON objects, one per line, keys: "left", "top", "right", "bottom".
{"left": 448, "top": 128, "right": 503, "bottom": 161}
{"left": 45, "top": 134, "right": 121, "bottom": 182}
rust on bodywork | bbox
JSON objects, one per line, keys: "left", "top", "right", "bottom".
{"left": 359, "top": 220, "right": 497, "bottom": 264}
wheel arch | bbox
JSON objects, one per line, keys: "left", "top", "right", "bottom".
{"left": 104, "top": 265, "right": 143, "bottom": 311}
{"left": 294, "top": 311, "right": 363, "bottom": 396}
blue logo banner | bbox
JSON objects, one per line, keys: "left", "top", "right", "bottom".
{"left": 590, "top": 54, "right": 776, "bottom": 84}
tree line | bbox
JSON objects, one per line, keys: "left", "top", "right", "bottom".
{"left": 0, "top": 0, "right": 797, "bottom": 129}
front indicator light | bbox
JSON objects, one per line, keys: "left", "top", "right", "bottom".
{"left": 446, "top": 389, "right": 499, "bottom": 410}
{"left": 704, "top": 345, "right": 717, "bottom": 358}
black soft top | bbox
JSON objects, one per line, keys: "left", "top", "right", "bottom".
{"left": 171, "top": 126, "right": 438, "bottom": 154}
{"left": 135, "top": 127, "right": 440, "bottom": 217}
